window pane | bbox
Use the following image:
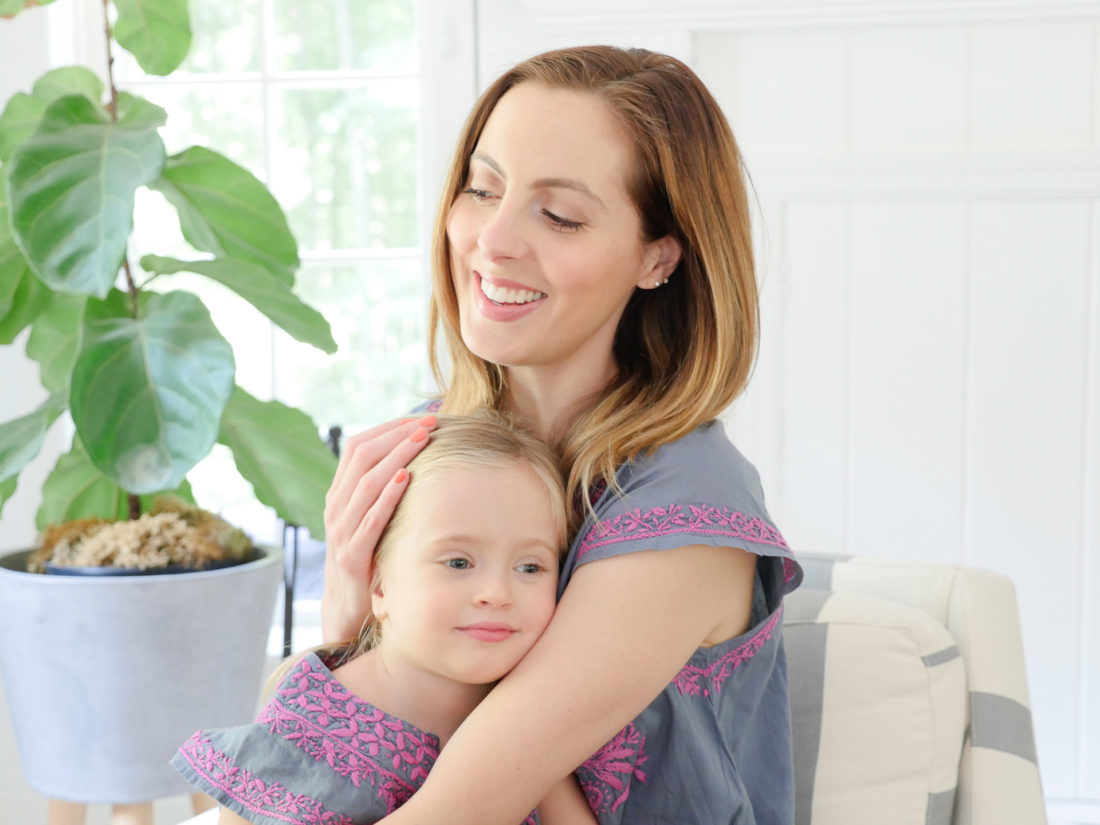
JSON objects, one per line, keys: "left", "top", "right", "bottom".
{"left": 272, "top": 0, "right": 417, "bottom": 73}
{"left": 134, "top": 83, "right": 265, "bottom": 171}
{"left": 270, "top": 83, "right": 419, "bottom": 250}
{"left": 274, "top": 260, "right": 431, "bottom": 433}
{"left": 111, "top": 0, "right": 261, "bottom": 77}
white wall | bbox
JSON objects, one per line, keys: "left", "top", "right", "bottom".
{"left": 485, "top": 0, "right": 1100, "bottom": 814}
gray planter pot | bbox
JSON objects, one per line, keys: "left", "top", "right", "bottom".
{"left": 0, "top": 546, "right": 283, "bottom": 804}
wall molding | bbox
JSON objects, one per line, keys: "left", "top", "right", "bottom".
{"left": 747, "top": 155, "right": 1100, "bottom": 200}
{"left": 523, "top": 0, "right": 1100, "bottom": 35}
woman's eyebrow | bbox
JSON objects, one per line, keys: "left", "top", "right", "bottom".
{"left": 471, "top": 151, "right": 606, "bottom": 210}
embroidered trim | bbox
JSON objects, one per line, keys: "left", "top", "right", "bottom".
{"left": 577, "top": 503, "right": 789, "bottom": 560}
{"left": 177, "top": 731, "right": 354, "bottom": 825}
{"left": 577, "top": 722, "right": 649, "bottom": 815}
{"left": 673, "top": 607, "right": 782, "bottom": 697}
{"left": 783, "top": 556, "right": 799, "bottom": 585}
{"left": 258, "top": 656, "right": 440, "bottom": 814}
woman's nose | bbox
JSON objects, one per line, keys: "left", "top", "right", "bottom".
{"left": 476, "top": 201, "right": 528, "bottom": 262}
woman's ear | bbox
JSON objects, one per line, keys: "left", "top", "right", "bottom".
{"left": 369, "top": 565, "right": 388, "bottom": 622}
{"left": 637, "top": 235, "right": 682, "bottom": 290}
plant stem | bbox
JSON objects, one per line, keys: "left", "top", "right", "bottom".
{"left": 101, "top": 0, "right": 140, "bottom": 317}
{"left": 128, "top": 493, "right": 141, "bottom": 521}
{"left": 102, "top": 0, "right": 118, "bottom": 123}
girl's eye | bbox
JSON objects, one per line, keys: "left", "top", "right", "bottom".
{"left": 542, "top": 209, "right": 584, "bottom": 231}
{"left": 517, "top": 562, "right": 545, "bottom": 575}
{"left": 444, "top": 558, "right": 471, "bottom": 570}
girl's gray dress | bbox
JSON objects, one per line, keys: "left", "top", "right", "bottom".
{"left": 172, "top": 652, "right": 537, "bottom": 825}
{"left": 567, "top": 420, "right": 802, "bottom": 824}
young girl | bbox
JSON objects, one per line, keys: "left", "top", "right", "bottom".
{"left": 322, "top": 46, "right": 803, "bottom": 825}
{"left": 172, "top": 414, "right": 595, "bottom": 825}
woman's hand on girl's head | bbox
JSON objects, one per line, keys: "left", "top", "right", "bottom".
{"left": 321, "top": 414, "right": 437, "bottom": 642}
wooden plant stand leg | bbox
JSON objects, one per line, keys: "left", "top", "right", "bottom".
{"left": 191, "top": 792, "right": 217, "bottom": 814}
{"left": 46, "top": 800, "right": 86, "bottom": 825}
{"left": 110, "top": 802, "right": 153, "bottom": 825}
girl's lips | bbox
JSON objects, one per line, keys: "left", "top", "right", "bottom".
{"left": 458, "top": 623, "right": 517, "bottom": 643}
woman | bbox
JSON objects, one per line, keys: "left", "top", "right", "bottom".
{"left": 322, "top": 45, "right": 802, "bottom": 824}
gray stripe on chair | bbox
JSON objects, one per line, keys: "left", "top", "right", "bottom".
{"left": 926, "top": 787, "right": 956, "bottom": 825}
{"left": 797, "top": 555, "right": 843, "bottom": 590}
{"left": 970, "top": 691, "right": 1038, "bottom": 763}
{"left": 783, "top": 589, "right": 832, "bottom": 624}
{"left": 922, "top": 644, "right": 961, "bottom": 668}
{"left": 785, "top": 623, "right": 828, "bottom": 825}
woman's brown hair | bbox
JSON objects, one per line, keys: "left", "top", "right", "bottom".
{"left": 429, "top": 45, "right": 758, "bottom": 526}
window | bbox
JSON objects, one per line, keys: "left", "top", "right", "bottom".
{"left": 114, "top": 0, "right": 432, "bottom": 550}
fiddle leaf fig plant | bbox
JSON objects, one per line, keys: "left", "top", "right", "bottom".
{"left": 0, "top": 0, "right": 338, "bottom": 540}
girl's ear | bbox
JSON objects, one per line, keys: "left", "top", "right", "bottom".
{"left": 369, "top": 565, "right": 388, "bottom": 621}
{"left": 636, "top": 235, "right": 682, "bottom": 290}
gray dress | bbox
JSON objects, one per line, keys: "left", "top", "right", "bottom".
{"left": 566, "top": 420, "right": 802, "bottom": 824}
{"left": 172, "top": 653, "right": 536, "bottom": 825}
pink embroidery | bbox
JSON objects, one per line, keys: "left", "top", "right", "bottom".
{"left": 424, "top": 399, "right": 442, "bottom": 412}
{"left": 258, "top": 657, "right": 440, "bottom": 814}
{"left": 577, "top": 503, "right": 789, "bottom": 560}
{"left": 673, "top": 607, "right": 782, "bottom": 697}
{"left": 783, "top": 556, "right": 798, "bottom": 584}
{"left": 578, "top": 723, "right": 648, "bottom": 815}
{"left": 177, "top": 731, "right": 354, "bottom": 824}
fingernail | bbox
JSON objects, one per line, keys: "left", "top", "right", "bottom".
{"left": 416, "top": 415, "right": 437, "bottom": 428}
{"left": 393, "top": 468, "right": 408, "bottom": 484}
{"left": 409, "top": 428, "right": 429, "bottom": 443}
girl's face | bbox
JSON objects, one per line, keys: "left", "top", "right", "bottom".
{"left": 370, "top": 461, "right": 560, "bottom": 687}
{"left": 446, "top": 82, "right": 676, "bottom": 385}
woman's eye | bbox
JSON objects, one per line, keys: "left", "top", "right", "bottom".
{"left": 542, "top": 209, "right": 584, "bottom": 231}
{"left": 517, "top": 562, "right": 544, "bottom": 575}
{"left": 461, "top": 187, "right": 494, "bottom": 203}
{"left": 444, "top": 558, "right": 471, "bottom": 570}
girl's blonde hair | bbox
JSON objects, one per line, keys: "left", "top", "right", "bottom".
{"left": 269, "top": 412, "right": 567, "bottom": 689}
{"left": 429, "top": 46, "right": 758, "bottom": 525}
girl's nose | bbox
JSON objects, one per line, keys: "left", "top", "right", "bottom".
{"left": 476, "top": 201, "right": 528, "bottom": 262}
{"left": 474, "top": 570, "right": 513, "bottom": 607}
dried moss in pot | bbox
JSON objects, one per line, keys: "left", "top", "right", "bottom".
{"left": 27, "top": 498, "right": 252, "bottom": 574}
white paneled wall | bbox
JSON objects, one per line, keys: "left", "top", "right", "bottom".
{"left": 496, "top": 0, "right": 1100, "bottom": 809}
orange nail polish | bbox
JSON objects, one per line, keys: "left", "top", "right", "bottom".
{"left": 393, "top": 468, "right": 408, "bottom": 484}
{"left": 409, "top": 428, "right": 429, "bottom": 443}
{"left": 416, "top": 415, "right": 437, "bottom": 428}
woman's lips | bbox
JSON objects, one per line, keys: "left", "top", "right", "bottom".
{"left": 472, "top": 272, "right": 545, "bottom": 321}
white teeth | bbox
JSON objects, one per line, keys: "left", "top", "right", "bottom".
{"left": 479, "top": 278, "right": 546, "bottom": 305}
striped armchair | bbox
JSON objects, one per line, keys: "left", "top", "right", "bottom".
{"left": 783, "top": 553, "right": 1046, "bottom": 825}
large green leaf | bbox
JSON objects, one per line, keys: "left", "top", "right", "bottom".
{"left": 113, "top": 0, "right": 191, "bottom": 77}
{"left": 0, "top": 67, "right": 105, "bottom": 164}
{"left": 69, "top": 290, "right": 235, "bottom": 494}
{"left": 26, "top": 292, "right": 85, "bottom": 393}
{"left": 0, "top": 0, "right": 59, "bottom": 17}
{"left": 218, "top": 386, "right": 336, "bottom": 537}
{"left": 35, "top": 437, "right": 195, "bottom": 529}
{"left": 0, "top": 475, "right": 15, "bottom": 515}
{"left": 0, "top": 168, "right": 52, "bottom": 343}
{"left": 7, "top": 93, "right": 166, "bottom": 298}
{"left": 141, "top": 254, "right": 336, "bottom": 353}
{"left": 0, "top": 391, "right": 65, "bottom": 489}
{"left": 151, "top": 147, "right": 299, "bottom": 283}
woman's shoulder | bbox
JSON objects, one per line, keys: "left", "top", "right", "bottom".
{"left": 615, "top": 419, "right": 769, "bottom": 517}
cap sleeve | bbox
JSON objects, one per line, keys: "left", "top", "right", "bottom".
{"left": 562, "top": 421, "right": 802, "bottom": 601}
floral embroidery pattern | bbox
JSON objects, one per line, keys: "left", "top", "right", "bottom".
{"left": 577, "top": 723, "right": 649, "bottom": 816}
{"left": 673, "top": 607, "right": 782, "bottom": 697}
{"left": 577, "top": 503, "right": 789, "bottom": 560}
{"left": 258, "top": 656, "right": 440, "bottom": 814}
{"left": 177, "top": 731, "right": 353, "bottom": 825}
